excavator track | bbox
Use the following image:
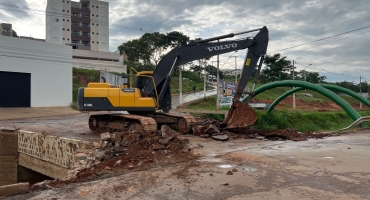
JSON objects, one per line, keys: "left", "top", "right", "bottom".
{"left": 153, "top": 112, "right": 199, "bottom": 133}
{"left": 88, "top": 113, "right": 199, "bottom": 134}
{"left": 89, "top": 114, "right": 157, "bottom": 133}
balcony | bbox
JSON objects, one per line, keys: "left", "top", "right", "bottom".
{"left": 71, "top": 33, "right": 90, "bottom": 41}
{"left": 71, "top": 15, "right": 90, "bottom": 24}
{"left": 1, "top": 31, "right": 11, "bottom": 36}
{"left": 71, "top": 7, "right": 90, "bottom": 14}
{"left": 71, "top": 25, "right": 90, "bottom": 32}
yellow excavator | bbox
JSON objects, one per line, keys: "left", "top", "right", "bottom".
{"left": 77, "top": 26, "right": 269, "bottom": 133}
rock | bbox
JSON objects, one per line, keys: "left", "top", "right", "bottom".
{"left": 93, "top": 142, "right": 101, "bottom": 149}
{"left": 232, "top": 168, "right": 237, "bottom": 172}
{"left": 104, "top": 167, "right": 111, "bottom": 170}
{"left": 255, "top": 136, "right": 265, "bottom": 140}
{"left": 199, "top": 134, "right": 210, "bottom": 138}
{"left": 79, "top": 160, "right": 86, "bottom": 165}
{"left": 159, "top": 139, "right": 169, "bottom": 146}
{"left": 121, "top": 134, "right": 140, "bottom": 146}
{"left": 347, "top": 147, "right": 351, "bottom": 149}
{"left": 113, "top": 160, "right": 122, "bottom": 167}
{"left": 152, "top": 144, "right": 165, "bottom": 150}
{"left": 210, "top": 173, "right": 213, "bottom": 176}
{"left": 212, "top": 134, "right": 229, "bottom": 141}
{"left": 75, "top": 153, "right": 89, "bottom": 160}
{"left": 100, "top": 132, "right": 111, "bottom": 141}
{"left": 150, "top": 136, "right": 160, "bottom": 144}
{"left": 222, "top": 182, "right": 229, "bottom": 185}
{"left": 128, "top": 165, "right": 134, "bottom": 170}
{"left": 161, "top": 125, "right": 178, "bottom": 139}
{"left": 226, "top": 171, "right": 233, "bottom": 175}
{"left": 204, "top": 125, "right": 220, "bottom": 135}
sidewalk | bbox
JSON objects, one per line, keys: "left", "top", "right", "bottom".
{"left": 0, "top": 107, "right": 80, "bottom": 121}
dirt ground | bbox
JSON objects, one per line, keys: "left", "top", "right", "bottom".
{"left": 6, "top": 130, "right": 370, "bottom": 200}
{"left": 0, "top": 111, "right": 369, "bottom": 200}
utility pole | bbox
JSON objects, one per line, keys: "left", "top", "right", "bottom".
{"left": 231, "top": 56, "right": 238, "bottom": 83}
{"left": 292, "top": 60, "right": 296, "bottom": 110}
{"left": 179, "top": 65, "right": 183, "bottom": 104}
{"left": 216, "top": 40, "right": 220, "bottom": 109}
{"left": 203, "top": 60, "right": 207, "bottom": 98}
{"left": 360, "top": 76, "right": 362, "bottom": 110}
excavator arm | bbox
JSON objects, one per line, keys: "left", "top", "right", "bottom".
{"left": 141, "top": 26, "right": 269, "bottom": 114}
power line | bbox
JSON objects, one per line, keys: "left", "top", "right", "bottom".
{"left": 268, "top": 25, "right": 370, "bottom": 54}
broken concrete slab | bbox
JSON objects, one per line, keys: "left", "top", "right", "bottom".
{"left": 100, "top": 132, "right": 111, "bottom": 141}
{"left": 204, "top": 125, "right": 220, "bottom": 135}
{"left": 152, "top": 144, "right": 165, "bottom": 150}
{"left": 0, "top": 182, "right": 29, "bottom": 197}
{"left": 212, "top": 135, "right": 229, "bottom": 141}
{"left": 161, "top": 125, "right": 178, "bottom": 139}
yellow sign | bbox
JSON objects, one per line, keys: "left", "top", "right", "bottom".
{"left": 245, "top": 58, "right": 251, "bottom": 66}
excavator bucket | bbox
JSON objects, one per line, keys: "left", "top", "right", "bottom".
{"left": 224, "top": 100, "right": 258, "bottom": 129}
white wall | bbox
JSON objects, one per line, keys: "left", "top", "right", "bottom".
{"left": 98, "top": 1, "right": 109, "bottom": 52}
{"left": 46, "top": 0, "right": 63, "bottom": 44}
{"left": 0, "top": 35, "right": 72, "bottom": 107}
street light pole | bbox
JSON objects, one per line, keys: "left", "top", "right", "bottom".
{"left": 292, "top": 60, "right": 296, "bottom": 110}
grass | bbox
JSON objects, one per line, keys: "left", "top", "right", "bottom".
{"left": 253, "top": 110, "right": 370, "bottom": 132}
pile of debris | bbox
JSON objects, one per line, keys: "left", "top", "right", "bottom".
{"left": 33, "top": 125, "right": 193, "bottom": 189}
{"left": 192, "top": 118, "right": 330, "bottom": 142}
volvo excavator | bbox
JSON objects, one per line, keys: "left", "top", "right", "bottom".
{"left": 77, "top": 26, "right": 269, "bottom": 133}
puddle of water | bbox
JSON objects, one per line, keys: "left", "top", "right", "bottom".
{"left": 218, "top": 164, "right": 233, "bottom": 169}
{"left": 322, "top": 157, "right": 335, "bottom": 159}
{"left": 198, "top": 157, "right": 225, "bottom": 163}
{"left": 240, "top": 166, "right": 258, "bottom": 172}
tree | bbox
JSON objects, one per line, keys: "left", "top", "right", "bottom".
{"left": 260, "top": 53, "right": 292, "bottom": 83}
{"left": 205, "top": 64, "right": 224, "bottom": 79}
{"left": 117, "top": 31, "right": 190, "bottom": 66}
{"left": 189, "top": 65, "right": 204, "bottom": 77}
{"left": 298, "top": 70, "right": 326, "bottom": 83}
{"left": 12, "top": 30, "right": 18, "bottom": 37}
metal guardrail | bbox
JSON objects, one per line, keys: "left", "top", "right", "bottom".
{"left": 340, "top": 116, "right": 370, "bottom": 131}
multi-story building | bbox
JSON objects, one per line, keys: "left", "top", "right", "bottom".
{"left": 0, "top": 23, "right": 13, "bottom": 37}
{"left": 46, "top": 0, "right": 109, "bottom": 52}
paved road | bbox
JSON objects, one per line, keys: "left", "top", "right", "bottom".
{"left": 171, "top": 89, "right": 218, "bottom": 108}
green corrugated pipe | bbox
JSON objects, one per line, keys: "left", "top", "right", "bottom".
{"left": 242, "top": 80, "right": 361, "bottom": 121}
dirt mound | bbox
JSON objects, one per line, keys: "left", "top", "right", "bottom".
{"left": 37, "top": 125, "right": 194, "bottom": 189}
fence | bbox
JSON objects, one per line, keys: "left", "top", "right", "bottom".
{"left": 100, "top": 71, "right": 125, "bottom": 86}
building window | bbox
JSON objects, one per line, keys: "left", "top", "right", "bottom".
{"left": 97, "top": 6, "right": 98, "bottom": 8}
{"left": 92, "top": 32, "right": 94, "bottom": 34}
{"left": 97, "top": 42, "right": 99, "bottom": 44}
{"left": 54, "top": 18, "right": 59, "bottom": 22}
{"left": 97, "top": 24, "right": 98, "bottom": 26}
{"left": 92, "top": 14, "right": 94, "bottom": 16}
{"left": 67, "top": 38, "right": 70, "bottom": 41}
{"left": 67, "top": 19, "right": 69, "bottom": 22}
{"left": 63, "top": 28, "right": 65, "bottom": 30}
{"left": 67, "top": 10, "right": 69, "bottom": 12}
{"left": 97, "top": 33, "right": 99, "bottom": 35}
{"left": 92, "top": 23, "right": 94, "bottom": 25}
{"left": 92, "top": 41, "right": 94, "bottom": 43}
{"left": 92, "top": 5, "right": 94, "bottom": 7}
{"left": 63, "top": 19, "right": 65, "bottom": 21}
{"left": 67, "top": 29, "right": 69, "bottom": 31}
{"left": 63, "top": 38, "right": 65, "bottom": 40}
{"left": 63, "top": 9, "right": 65, "bottom": 12}
{"left": 67, "top": 1, "right": 69, "bottom": 3}
{"left": 97, "top": 15, "right": 98, "bottom": 17}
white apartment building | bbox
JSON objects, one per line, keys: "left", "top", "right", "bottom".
{"left": 0, "top": 23, "right": 13, "bottom": 37}
{"left": 46, "top": 0, "right": 109, "bottom": 52}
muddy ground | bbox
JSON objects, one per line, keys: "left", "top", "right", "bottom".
{"left": 1, "top": 113, "right": 370, "bottom": 199}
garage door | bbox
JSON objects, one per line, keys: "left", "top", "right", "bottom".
{"left": 0, "top": 71, "right": 31, "bottom": 107}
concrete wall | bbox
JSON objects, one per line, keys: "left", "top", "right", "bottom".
{"left": 98, "top": 1, "right": 109, "bottom": 52}
{"left": 0, "top": 35, "right": 72, "bottom": 107}
{"left": 18, "top": 131, "right": 90, "bottom": 169}
{"left": 0, "top": 130, "right": 18, "bottom": 186}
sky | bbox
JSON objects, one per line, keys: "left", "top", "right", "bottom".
{"left": 1, "top": 0, "right": 369, "bottom": 83}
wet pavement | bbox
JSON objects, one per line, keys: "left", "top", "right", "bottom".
{"left": 8, "top": 130, "right": 370, "bottom": 200}
{"left": 171, "top": 89, "right": 218, "bottom": 108}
